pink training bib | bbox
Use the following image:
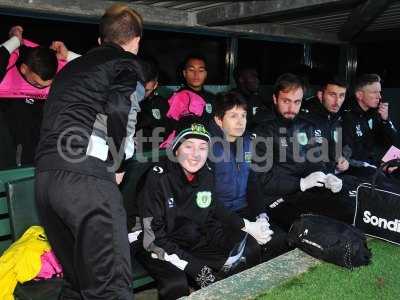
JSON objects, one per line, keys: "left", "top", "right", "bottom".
{"left": 0, "top": 39, "right": 67, "bottom": 100}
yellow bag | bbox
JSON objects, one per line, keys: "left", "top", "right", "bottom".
{"left": 0, "top": 226, "right": 51, "bottom": 300}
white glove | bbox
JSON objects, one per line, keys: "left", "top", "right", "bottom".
{"left": 242, "top": 219, "right": 274, "bottom": 245}
{"left": 300, "top": 171, "right": 327, "bottom": 192}
{"left": 151, "top": 252, "right": 188, "bottom": 270}
{"left": 325, "top": 173, "right": 343, "bottom": 193}
{"left": 256, "top": 213, "right": 269, "bottom": 223}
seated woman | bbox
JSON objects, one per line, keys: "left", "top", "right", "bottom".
{"left": 134, "top": 116, "right": 263, "bottom": 300}
{"left": 208, "top": 91, "right": 291, "bottom": 261}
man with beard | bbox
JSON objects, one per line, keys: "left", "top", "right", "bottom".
{"left": 301, "top": 76, "right": 349, "bottom": 174}
{"left": 249, "top": 73, "right": 354, "bottom": 230}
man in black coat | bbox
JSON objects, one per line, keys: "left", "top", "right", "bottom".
{"left": 249, "top": 73, "right": 355, "bottom": 230}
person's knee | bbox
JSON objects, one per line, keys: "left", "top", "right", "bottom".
{"left": 158, "top": 272, "right": 189, "bottom": 300}
{"left": 243, "top": 235, "right": 262, "bottom": 267}
{"left": 262, "top": 224, "right": 291, "bottom": 261}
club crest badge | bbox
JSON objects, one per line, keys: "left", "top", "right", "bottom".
{"left": 152, "top": 109, "right": 161, "bottom": 120}
{"left": 205, "top": 103, "right": 213, "bottom": 114}
{"left": 297, "top": 132, "right": 308, "bottom": 146}
{"left": 244, "top": 152, "right": 252, "bottom": 163}
{"left": 196, "top": 191, "right": 212, "bottom": 208}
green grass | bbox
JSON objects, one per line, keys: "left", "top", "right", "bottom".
{"left": 258, "top": 239, "right": 400, "bottom": 300}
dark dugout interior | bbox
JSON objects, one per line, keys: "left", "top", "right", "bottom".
{"left": 1, "top": 12, "right": 399, "bottom": 124}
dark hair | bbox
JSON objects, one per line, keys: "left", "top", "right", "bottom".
{"left": 182, "top": 53, "right": 207, "bottom": 70}
{"left": 24, "top": 46, "right": 58, "bottom": 80}
{"left": 99, "top": 4, "right": 143, "bottom": 44}
{"left": 320, "top": 75, "right": 348, "bottom": 91}
{"left": 214, "top": 91, "right": 248, "bottom": 119}
{"left": 273, "top": 73, "right": 306, "bottom": 98}
{"left": 142, "top": 59, "right": 159, "bottom": 83}
{"left": 233, "top": 65, "right": 258, "bottom": 84}
{"left": 353, "top": 74, "right": 381, "bottom": 92}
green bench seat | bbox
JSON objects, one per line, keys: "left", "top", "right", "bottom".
{"left": 0, "top": 155, "right": 160, "bottom": 299}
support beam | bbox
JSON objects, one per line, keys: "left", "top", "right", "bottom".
{"left": 338, "top": 0, "right": 393, "bottom": 41}
{"left": 213, "top": 23, "right": 342, "bottom": 44}
{"left": 196, "top": 0, "right": 360, "bottom": 26}
{"left": 0, "top": 0, "right": 342, "bottom": 44}
{"left": 0, "top": 0, "right": 192, "bottom": 27}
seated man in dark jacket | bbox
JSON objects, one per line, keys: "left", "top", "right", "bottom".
{"left": 301, "top": 76, "right": 349, "bottom": 174}
{"left": 249, "top": 73, "right": 355, "bottom": 230}
{"left": 136, "top": 117, "right": 264, "bottom": 300}
{"left": 135, "top": 59, "right": 169, "bottom": 152}
{"left": 231, "top": 65, "right": 270, "bottom": 130}
{"left": 300, "top": 76, "right": 368, "bottom": 187}
{"left": 342, "top": 74, "right": 399, "bottom": 174}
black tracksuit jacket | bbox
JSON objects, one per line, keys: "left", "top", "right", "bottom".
{"left": 341, "top": 100, "right": 399, "bottom": 165}
{"left": 249, "top": 108, "right": 328, "bottom": 215}
{"left": 301, "top": 97, "right": 344, "bottom": 172}
{"left": 136, "top": 93, "right": 169, "bottom": 151}
{"left": 138, "top": 159, "right": 242, "bottom": 276}
{"left": 35, "top": 43, "right": 145, "bottom": 180}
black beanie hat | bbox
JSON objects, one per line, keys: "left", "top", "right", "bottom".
{"left": 171, "top": 116, "right": 211, "bottom": 154}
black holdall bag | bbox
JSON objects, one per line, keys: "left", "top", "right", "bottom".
{"left": 288, "top": 214, "right": 372, "bottom": 269}
{"left": 354, "top": 159, "right": 400, "bottom": 245}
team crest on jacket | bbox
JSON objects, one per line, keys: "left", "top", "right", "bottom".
{"left": 297, "top": 132, "right": 308, "bottom": 145}
{"left": 196, "top": 191, "right": 212, "bottom": 208}
{"left": 152, "top": 109, "right": 161, "bottom": 120}
{"left": 244, "top": 152, "right": 252, "bottom": 163}
{"left": 205, "top": 103, "right": 213, "bottom": 114}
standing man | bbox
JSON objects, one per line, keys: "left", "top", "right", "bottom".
{"left": 0, "top": 26, "right": 78, "bottom": 167}
{"left": 35, "top": 4, "right": 144, "bottom": 299}
{"left": 0, "top": 26, "right": 59, "bottom": 167}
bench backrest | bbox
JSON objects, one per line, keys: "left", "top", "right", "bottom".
{"left": 6, "top": 176, "right": 38, "bottom": 241}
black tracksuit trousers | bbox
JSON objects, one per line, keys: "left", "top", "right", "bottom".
{"left": 35, "top": 170, "right": 133, "bottom": 300}
{"left": 133, "top": 233, "right": 261, "bottom": 300}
